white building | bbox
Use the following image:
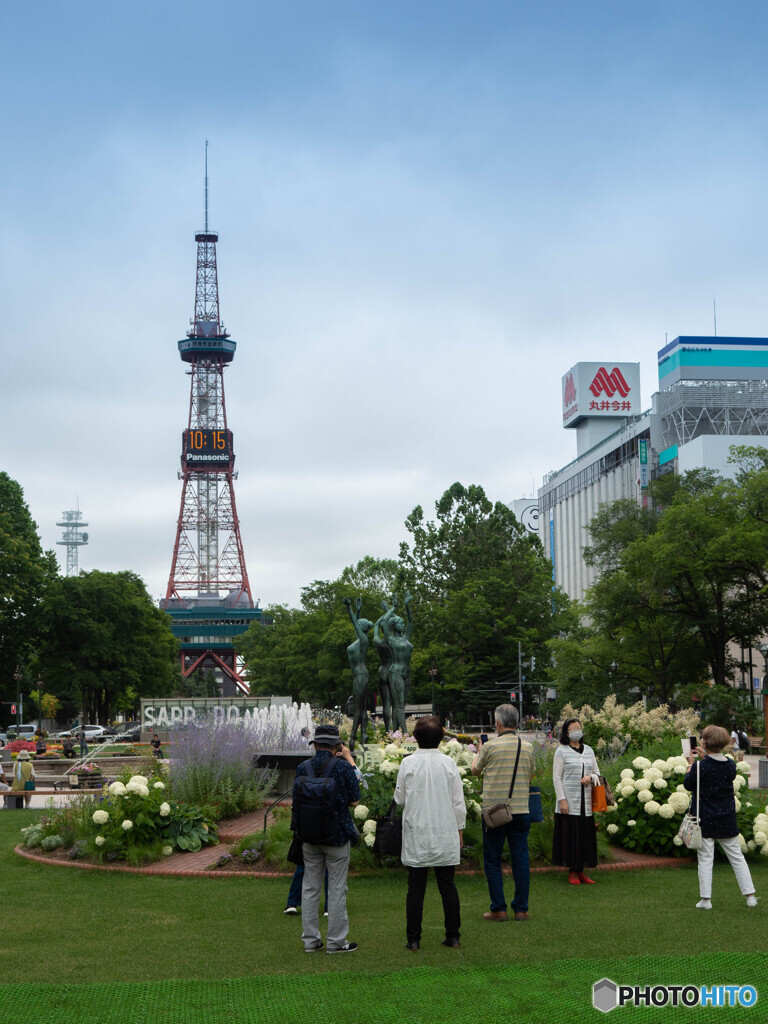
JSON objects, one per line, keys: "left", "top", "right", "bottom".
{"left": 539, "top": 338, "right": 768, "bottom": 604}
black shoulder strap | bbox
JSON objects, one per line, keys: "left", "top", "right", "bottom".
{"left": 507, "top": 737, "right": 522, "bottom": 800}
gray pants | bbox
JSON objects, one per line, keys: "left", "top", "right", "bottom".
{"left": 301, "top": 841, "right": 351, "bottom": 951}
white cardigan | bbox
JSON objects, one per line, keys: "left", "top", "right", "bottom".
{"left": 394, "top": 749, "right": 466, "bottom": 868}
{"left": 553, "top": 743, "right": 599, "bottom": 816}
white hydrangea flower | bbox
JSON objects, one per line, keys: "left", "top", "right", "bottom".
{"left": 130, "top": 775, "right": 148, "bottom": 785}
{"left": 633, "top": 757, "right": 652, "bottom": 770}
{"left": 162, "top": 846, "right": 173, "bottom": 856}
{"left": 673, "top": 835, "right": 683, "bottom": 846}
{"left": 108, "top": 782, "right": 126, "bottom": 796}
{"left": 652, "top": 759, "right": 669, "bottom": 772}
{"left": 637, "top": 790, "right": 653, "bottom": 803}
{"left": 673, "top": 765, "right": 686, "bottom": 775}
{"left": 627, "top": 820, "right": 636, "bottom": 827}
{"left": 620, "top": 785, "right": 635, "bottom": 798}
{"left": 644, "top": 768, "right": 663, "bottom": 783}
{"left": 737, "top": 761, "right": 751, "bottom": 775}
{"left": 471, "top": 800, "right": 482, "bottom": 816}
{"left": 634, "top": 779, "right": 652, "bottom": 792}
{"left": 95, "top": 836, "right": 105, "bottom": 846}
{"left": 761, "top": 844, "right": 768, "bottom": 857}
{"left": 606, "top": 824, "right": 619, "bottom": 835}
{"left": 754, "top": 831, "right": 767, "bottom": 846}
{"left": 739, "top": 834, "right": 748, "bottom": 853}
{"left": 378, "top": 760, "right": 398, "bottom": 775}
{"left": 644, "top": 800, "right": 661, "bottom": 815}
{"left": 658, "top": 803, "right": 675, "bottom": 819}
{"left": 122, "top": 820, "right": 133, "bottom": 830}
{"left": 734, "top": 798, "right": 742, "bottom": 812}
{"left": 383, "top": 744, "right": 401, "bottom": 757}
{"left": 159, "top": 802, "right": 170, "bottom": 817}
{"left": 653, "top": 779, "right": 668, "bottom": 790}
{"left": 734, "top": 775, "right": 747, "bottom": 790}
{"left": 363, "top": 832, "right": 375, "bottom": 848}
{"left": 138, "top": 785, "right": 150, "bottom": 798}
{"left": 125, "top": 779, "right": 143, "bottom": 793}
{"left": 153, "top": 781, "right": 165, "bottom": 790}
{"left": 619, "top": 769, "right": 634, "bottom": 780}
{"left": 92, "top": 810, "right": 109, "bottom": 825}
{"left": 746, "top": 802, "right": 753, "bottom": 807}
{"left": 353, "top": 805, "right": 369, "bottom": 820}
{"left": 362, "top": 820, "right": 377, "bottom": 835}
{"left": 748, "top": 840, "right": 756, "bottom": 852}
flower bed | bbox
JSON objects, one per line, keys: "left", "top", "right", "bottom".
{"left": 604, "top": 753, "right": 763, "bottom": 857}
{"left": 20, "top": 766, "right": 219, "bottom": 866}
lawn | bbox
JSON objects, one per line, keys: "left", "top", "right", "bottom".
{"left": 2, "top": 809, "right": 767, "bottom": 1023}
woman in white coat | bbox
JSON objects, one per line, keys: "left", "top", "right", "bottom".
{"left": 552, "top": 717, "right": 600, "bottom": 885}
{"left": 394, "top": 716, "right": 466, "bottom": 950}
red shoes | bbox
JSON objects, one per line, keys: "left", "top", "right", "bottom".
{"left": 568, "top": 871, "right": 596, "bottom": 885}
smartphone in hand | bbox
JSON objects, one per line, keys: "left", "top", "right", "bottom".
{"left": 480, "top": 734, "right": 489, "bottom": 744}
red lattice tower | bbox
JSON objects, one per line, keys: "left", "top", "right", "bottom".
{"left": 163, "top": 154, "right": 253, "bottom": 693}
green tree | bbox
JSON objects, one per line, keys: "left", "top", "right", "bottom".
{"left": 400, "top": 483, "right": 570, "bottom": 718}
{"left": 0, "top": 473, "right": 58, "bottom": 699}
{"left": 38, "top": 570, "right": 180, "bottom": 723}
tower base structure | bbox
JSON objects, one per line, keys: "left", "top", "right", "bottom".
{"left": 160, "top": 595, "right": 264, "bottom": 696}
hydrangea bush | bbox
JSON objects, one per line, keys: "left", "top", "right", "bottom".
{"left": 560, "top": 695, "right": 700, "bottom": 756}
{"left": 353, "top": 736, "right": 483, "bottom": 849}
{"left": 605, "top": 753, "right": 758, "bottom": 857}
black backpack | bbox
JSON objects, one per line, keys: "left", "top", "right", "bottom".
{"left": 293, "top": 757, "right": 341, "bottom": 845}
{"left": 738, "top": 731, "right": 751, "bottom": 753}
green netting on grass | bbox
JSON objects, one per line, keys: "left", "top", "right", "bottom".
{"left": 2, "top": 952, "right": 767, "bottom": 1024}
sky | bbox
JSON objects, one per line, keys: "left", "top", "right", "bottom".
{"left": 4, "top": 1, "right": 768, "bottom": 607}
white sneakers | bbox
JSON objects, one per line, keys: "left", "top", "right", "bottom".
{"left": 695, "top": 896, "right": 759, "bottom": 909}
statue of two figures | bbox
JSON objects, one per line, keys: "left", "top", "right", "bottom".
{"left": 343, "top": 593, "right": 413, "bottom": 751}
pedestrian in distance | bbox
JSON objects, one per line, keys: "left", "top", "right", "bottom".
{"left": 78, "top": 731, "right": 88, "bottom": 757}
{"left": 291, "top": 724, "right": 360, "bottom": 953}
{"left": 552, "top": 717, "right": 600, "bottom": 885}
{"left": 11, "top": 750, "right": 36, "bottom": 808}
{"left": 151, "top": 732, "right": 164, "bottom": 759}
{"left": 471, "top": 704, "right": 534, "bottom": 922}
{"left": 394, "top": 715, "right": 465, "bottom": 950}
{"left": 684, "top": 724, "right": 758, "bottom": 910}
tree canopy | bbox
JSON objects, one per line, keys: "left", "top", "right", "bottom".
{"left": 38, "top": 570, "right": 180, "bottom": 723}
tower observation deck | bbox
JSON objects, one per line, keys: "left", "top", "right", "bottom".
{"left": 161, "top": 151, "right": 261, "bottom": 695}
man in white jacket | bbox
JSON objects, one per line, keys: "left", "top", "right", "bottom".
{"left": 394, "top": 716, "right": 466, "bottom": 950}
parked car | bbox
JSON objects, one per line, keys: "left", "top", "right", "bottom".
{"left": 6, "top": 724, "right": 38, "bottom": 742}
{"left": 0, "top": 733, "right": 8, "bottom": 748}
{"left": 114, "top": 723, "right": 143, "bottom": 743}
{"left": 55, "top": 725, "right": 110, "bottom": 744}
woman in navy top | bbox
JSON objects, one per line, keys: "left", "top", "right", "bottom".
{"left": 683, "top": 725, "right": 757, "bottom": 910}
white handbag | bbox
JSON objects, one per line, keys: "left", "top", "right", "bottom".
{"left": 677, "top": 760, "right": 703, "bottom": 850}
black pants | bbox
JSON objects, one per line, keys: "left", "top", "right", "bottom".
{"left": 406, "top": 865, "right": 460, "bottom": 942}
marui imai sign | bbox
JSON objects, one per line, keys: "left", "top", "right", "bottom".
{"left": 562, "top": 362, "right": 641, "bottom": 428}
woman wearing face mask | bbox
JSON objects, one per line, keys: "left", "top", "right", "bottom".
{"left": 552, "top": 718, "right": 600, "bottom": 885}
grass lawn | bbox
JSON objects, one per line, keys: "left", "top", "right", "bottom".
{"left": 2, "top": 810, "right": 768, "bottom": 1022}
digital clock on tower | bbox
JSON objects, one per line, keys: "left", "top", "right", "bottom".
{"left": 182, "top": 429, "right": 233, "bottom": 466}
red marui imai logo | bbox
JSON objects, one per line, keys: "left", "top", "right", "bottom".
{"left": 563, "top": 372, "right": 577, "bottom": 407}
{"left": 589, "top": 366, "right": 631, "bottom": 398}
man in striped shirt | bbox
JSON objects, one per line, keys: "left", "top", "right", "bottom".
{"left": 471, "top": 704, "right": 534, "bottom": 922}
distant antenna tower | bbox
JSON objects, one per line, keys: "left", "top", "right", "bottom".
{"left": 56, "top": 509, "right": 88, "bottom": 576}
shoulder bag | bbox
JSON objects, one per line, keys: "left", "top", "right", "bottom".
{"left": 373, "top": 799, "right": 403, "bottom": 857}
{"left": 677, "top": 760, "right": 703, "bottom": 850}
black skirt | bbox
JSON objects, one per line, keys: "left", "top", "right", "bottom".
{"left": 552, "top": 786, "right": 597, "bottom": 870}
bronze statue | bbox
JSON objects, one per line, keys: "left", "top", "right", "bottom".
{"left": 376, "top": 593, "right": 413, "bottom": 734}
{"left": 343, "top": 597, "right": 373, "bottom": 751}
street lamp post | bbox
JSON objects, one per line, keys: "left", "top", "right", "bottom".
{"left": 13, "top": 667, "right": 22, "bottom": 731}
{"left": 36, "top": 678, "right": 43, "bottom": 735}
{"left": 429, "top": 666, "right": 438, "bottom": 717}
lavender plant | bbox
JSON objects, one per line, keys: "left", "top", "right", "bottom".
{"left": 169, "top": 716, "right": 280, "bottom": 815}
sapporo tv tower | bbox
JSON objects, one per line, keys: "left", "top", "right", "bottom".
{"left": 161, "top": 146, "right": 262, "bottom": 695}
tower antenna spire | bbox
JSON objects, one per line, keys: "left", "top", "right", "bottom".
{"left": 204, "top": 139, "right": 209, "bottom": 233}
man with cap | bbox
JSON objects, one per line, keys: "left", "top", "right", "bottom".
{"left": 292, "top": 724, "right": 360, "bottom": 953}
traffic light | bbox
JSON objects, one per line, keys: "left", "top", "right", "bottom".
{"left": 530, "top": 657, "right": 536, "bottom": 674}
{"left": 10, "top": 704, "right": 16, "bottom": 715}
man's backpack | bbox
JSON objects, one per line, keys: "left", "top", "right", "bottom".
{"left": 293, "top": 757, "right": 342, "bottom": 845}
{"left": 738, "top": 731, "right": 751, "bottom": 753}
